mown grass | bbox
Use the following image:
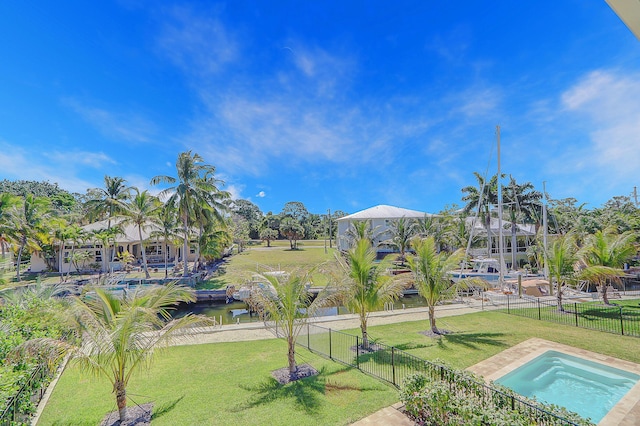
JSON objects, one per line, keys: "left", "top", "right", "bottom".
{"left": 39, "top": 311, "right": 640, "bottom": 425}
{"left": 38, "top": 339, "right": 397, "bottom": 426}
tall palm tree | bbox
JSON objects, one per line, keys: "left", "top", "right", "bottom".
{"left": 334, "top": 238, "right": 405, "bottom": 348}
{"left": 15, "top": 283, "right": 206, "bottom": 423}
{"left": 580, "top": 229, "right": 636, "bottom": 305}
{"left": 407, "top": 236, "right": 482, "bottom": 334}
{"left": 151, "top": 151, "right": 229, "bottom": 277}
{"left": 64, "top": 224, "right": 85, "bottom": 280}
{"left": 383, "top": 217, "right": 417, "bottom": 263}
{"left": 462, "top": 172, "right": 500, "bottom": 258}
{"left": 120, "top": 189, "right": 161, "bottom": 279}
{"left": 6, "top": 194, "right": 50, "bottom": 281}
{"left": 0, "top": 193, "right": 21, "bottom": 258}
{"left": 85, "top": 176, "right": 132, "bottom": 262}
{"left": 547, "top": 234, "right": 579, "bottom": 311}
{"left": 503, "top": 177, "right": 542, "bottom": 269}
{"left": 149, "top": 203, "right": 181, "bottom": 278}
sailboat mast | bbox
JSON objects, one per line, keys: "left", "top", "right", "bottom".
{"left": 497, "top": 125, "right": 505, "bottom": 285}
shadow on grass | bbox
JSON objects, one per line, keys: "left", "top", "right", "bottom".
{"left": 233, "top": 366, "right": 378, "bottom": 415}
{"left": 437, "top": 332, "right": 508, "bottom": 351}
{"left": 151, "top": 395, "right": 185, "bottom": 421}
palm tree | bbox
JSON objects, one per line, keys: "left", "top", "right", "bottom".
{"left": 0, "top": 193, "right": 21, "bottom": 258}
{"left": 462, "top": 172, "right": 500, "bottom": 258}
{"left": 341, "top": 219, "right": 383, "bottom": 249}
{"left": 149, "top": 203, "right": 181, "bottom": 278}
{"left": 120, "top": 189, "right": 161, "bottom": 279}
{"left": 15, "top": 283, "right": 206, "bottom": 423}
{"left": 503, "top": 177, "right": 542, "bottom": 270}
{"left": 547, "top": 234, "right": 579, "bottom": 311}
{"left": 383, "top": 217, "right": 417, "bottom": 263}
{"left": 334, "top": 238, "right": 405, "bottom": 348}
{"left": 6, "top": 194, "right": 50, "bottom": 281}
{"left": 85, "top": 176, "right": 132, "bottom": 262}
{"left": 250, "top": 270, "right": 325, "bottom": 380}
{"left": 64, "top": 224, "right": 85, "bottom": 281}
{"left": 580, "top": 229, "right": 636, "bottom": 305}
{"left": 151, "top": 151, "right": 229, "bottom": 277}
{"left": 407, "top": 236, "right": 482, "bottom": 334}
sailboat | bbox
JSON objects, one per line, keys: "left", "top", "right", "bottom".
{"left": 450, "top": 126, "right": 522, "bottom": 286}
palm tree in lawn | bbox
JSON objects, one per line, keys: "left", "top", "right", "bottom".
{"left": 65, "top": 224, "right": 86, "bottom": 281}
{"left": 503, "top": 177, "right": 542, "bottom": 270}
{"left": 151, "top": 151, "right": 229, "bottom": 277}
{"left": 15, "top": 283, "right": 207, "bottom": 423}
{"left": 85, "top": 176, "right": 132, "bottom": 262}
{"left": 149, "top": 203, "right": 181, "bottom": 278}
{"left": 579, "top": 229, "right": 636, "bottom": 305}
{"left": 120, "top": 189, "right": 161, "bottom": 279}
{"left": 250, "top": 269, "right": 326, "bottom": 381}
{"left": 407, "top": 236, "right": 485, "bottom": 334}
{"left": 462, "top": 172, "right": 500, "bottom": 258}
{"left": 6, "top": 194, "right": 50, "bottom": 281}
{"left": 546, "top": 233, "right": 579, "bottom": 312}
{"left": 334, "top": 238, "right": 405, "bottom": 349}
{"left": 383, "top": 217, "right": 417, "bottom": 264}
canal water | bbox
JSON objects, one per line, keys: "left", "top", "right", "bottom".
{"left": 173, "top": 293, "right": 430, "bottom": 325}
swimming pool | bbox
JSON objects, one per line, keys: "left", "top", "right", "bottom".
{"left": 495, "top": 350, "right": 640, "bottom": 423}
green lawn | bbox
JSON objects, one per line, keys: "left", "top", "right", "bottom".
{"left": 38, "top": 311, "right": 640, "bottom": 425}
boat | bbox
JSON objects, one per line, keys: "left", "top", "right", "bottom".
{"left": 450, "top": 258, "right": 521, "bottom": 283}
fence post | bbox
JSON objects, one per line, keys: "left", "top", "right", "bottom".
{"left": 307, "top": 322, "right": 310, "bottom": 349}
{"left": 574, "top": 303, "right": 578, "bottom": 328}
{"left": 392, "top": 347, "right": 396, "bottom": 386}
{"left": 329, "top": 328, "right": 332, "bottom": 359}
{"left": 620, "top": 307, "right": 625, "bottom": 336}
{"left": 507, "top": 294, "right": 510, "bottom": 314}
{"left": 356, "top": 336, "right": 360, "bottom": 370}
{"left": 537, "top": 299, "right": 541, "bottom": 320}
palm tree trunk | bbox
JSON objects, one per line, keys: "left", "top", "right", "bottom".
{"left": 602, "top": 283, "right": 610, "bottom": 305}
{"left": 428, "top": 305, "right": 439, "bottom": 334}
{"left": 16, "top": 237, "right": 25, "bottom": 282}
{"left": 360, "top": 316, "right": 369, "bottom": 349}
{"left": 288, "top": 338, "right": 297, "bottom": 378}
{"left": 115, "top": 380, "right": 127, "bottom": 422}
{"left": 182, "top": 216, "right": 189, "bottom": 277}
{"left": 164, "top": 242, "right": 169, "bottom": 279}
{"left": 59, "top": 241, "right": 64, "bottom": 283}
{"left": 138, "top": 226, "right": 150, "bottom": 279}
{"left": 556, "top": 281, "right": 564, "bottom": 312}
{"left": 511, "top": 223, "right": 517, "bottom": 270}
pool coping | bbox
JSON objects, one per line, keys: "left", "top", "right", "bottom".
{"left": 466, "top": 338, "right": 640, "bottom": 426}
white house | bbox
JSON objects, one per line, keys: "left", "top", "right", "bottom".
{"left": 336, "top": 204, "right": 435, "bottom": 253}
{"left": 30, "top": 219, "right": 198, "bottom": 274}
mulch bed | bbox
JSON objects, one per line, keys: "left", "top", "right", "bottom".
{"left": 100, "top": 403, "right": 153, "bottom": 426}
{"left": 271, "top": 363, "right": 319, "bottom": 385}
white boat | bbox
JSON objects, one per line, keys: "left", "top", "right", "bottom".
{"left": 449, "top": 258, "right": 520, "bottom": 283}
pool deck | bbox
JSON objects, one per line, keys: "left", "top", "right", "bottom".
{"left": 467, "top": 337, "right": 640, "bottom": 426}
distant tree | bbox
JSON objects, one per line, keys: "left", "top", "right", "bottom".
{"left": 280, "top": 217, "right": 305, "bottom": 249}
{"left": 0, "top": 193, "right": 21, "bottom": 258}
{"left": 341, "top": 219, "right": 382, "bottom": 249}
{"left": 149, "top": 203, "right": 181, "bottom": 278}
{"left": 229, "top": 199, "right": 263, "bottom": 239}
{"left": 259, "top": 227, "right": 278, "bottom": 247}
{"left": 230, "top": 215, "right": 250, "bottom": 253}
{"left": 281, "top": 201, "right": 309, "bottom": 223}
{"left": 261, "top": 212, "right": 282, "bottom": 237}
{"left": 462, "top": 172, "right": 500, "bottom": 258}
{"left": 503, "top": 177, "right": 542, "bottom": 269}
{"left": 383, "top": 217, "right": 418, "bottom": 263}
{"left": 547, "top": 233, "right": 579, "bottom": 311}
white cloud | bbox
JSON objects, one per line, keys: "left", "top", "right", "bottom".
{"left": 63, "top": 98, "right": 157, "bottom": 143}
{"left": 157, "top": 6, "right": 238, "bottom": 76}
{"left": 256, "top": 191, "right": 266, "bottom": 198}
{"left": 45, "top": 151, "right": 117, "bottom": 168}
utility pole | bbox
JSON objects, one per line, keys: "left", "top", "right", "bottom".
{"left": 328, "top": 209, "right": 332, "bottom": 248}
{"left": 634, "top": 186, "right": 638, "bottom": 207}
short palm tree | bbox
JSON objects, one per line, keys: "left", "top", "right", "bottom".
{"left": 407, "top": 236, "right": 480, "bottom": 334}
{"left": 16, "top": 283, "right": 206, "bottom": 423}
{"left": 250, "top": 270, "right": 325, "bottom": 380}
{"left": 149, "top": 203, "right": 181, "bottom": 278}
{"left": 334, "top": 238, "right": 405, "bottom": 348}
{"left": 546, "top": 233, "right": 579, "bottom": 312}
{"left": 383, "top": 217, "right": 417, "bottom": 263}
{"left": 580, "top": 229, "right": 636, "bottom": 305}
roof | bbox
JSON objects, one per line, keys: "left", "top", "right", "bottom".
{"left": 81, "top": 219, "right": 164, "bottom": 243}
{"left": 606, "top": 0, "right": 640, "bottom": 40}
{"left": 336, "top": 204, "right": 434, "bottom": 221}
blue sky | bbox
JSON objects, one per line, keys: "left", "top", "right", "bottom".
{"left": 1, "top": 1, "right": 639, "bottom": 216}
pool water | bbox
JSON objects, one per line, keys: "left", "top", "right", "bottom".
{"left": 496, "top": 350, "right": 640, "bottom": 423}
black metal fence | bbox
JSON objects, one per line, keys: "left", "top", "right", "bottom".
{"left": 296, "top": 323, "right": 578, "bottom": 426}
{"left": 490, "top": 293, "right": 640, "bottom": 337}
{"left": 0, "top": 363, "right": 52, "bottom": 426}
